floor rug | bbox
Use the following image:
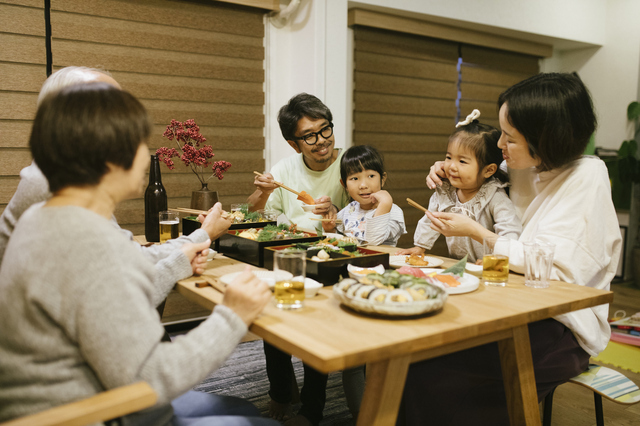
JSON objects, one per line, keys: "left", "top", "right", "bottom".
{"left": 194, "top": 339, "right": 355, "bottom": 425}
{"left": 593, "top": 341, "right": 640, "bottom": 374}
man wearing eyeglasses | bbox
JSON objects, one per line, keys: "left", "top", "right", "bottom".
{"left": 248, "top": 94, "right": 353, "bottom": 426}
{"left": 248, "top": 93, "right": 349, "bottom": 231}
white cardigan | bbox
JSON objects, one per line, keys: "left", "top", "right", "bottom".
{"left": 507, "top": 156, "right": 621, "bottom": 357}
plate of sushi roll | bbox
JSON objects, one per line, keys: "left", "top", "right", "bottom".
{"left": 333, "top": 269, "right": 447, "bottom": 317}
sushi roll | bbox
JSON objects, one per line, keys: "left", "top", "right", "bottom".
{"left": 385, "top": 289, "right": 414, "bottom": 303}
{"left": 346, "top": 283, "right": 365, "bottom": 298}
{"left": 355, "top": 285, "right": 377, "bottom": 299}
{"left": 337, "top": 278, "right": 359, "bottom": 292}
{"left": 368, "top": 288, "right": 389, "bottom": 303}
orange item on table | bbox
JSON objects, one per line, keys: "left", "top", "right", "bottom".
{"left": 297, "top": 191, "right": 315, "bottom": 205}
{"left": 435, "top": 274, "right": 461, "bottom": 287}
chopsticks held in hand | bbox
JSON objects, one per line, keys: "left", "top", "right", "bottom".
{"left": 309, "top": 218, "right": 343, "bottom": 224}
{"left": 406, "top": 198, "right": 454, "bottom": 228}
{"left": 169, "top": 207, "right": 230, "bottom": 219}
{"left": 253, "top": 171, "right": 315, "bottom": 205}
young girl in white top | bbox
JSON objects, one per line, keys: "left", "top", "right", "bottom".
{"left": 323, "top": 145, "right": 406, "bottom": 246}
{"left": 398, "top": 110, "right": 521, "bottom": 262}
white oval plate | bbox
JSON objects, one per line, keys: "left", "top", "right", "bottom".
{"left": 418, "top": 268, "right": 480, "bottom": 295}
{"left": 389, "top": 255, "right": 444, "bottom": 269}
{"left": 219, "top": 270, "right": 292, "bottom": 288}
{"left": 347, "top": 264, "right": 385, "bottom": 280}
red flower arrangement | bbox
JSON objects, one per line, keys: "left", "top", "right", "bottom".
{"left": 157, "top": 119, "right": 232, "bottom": 185}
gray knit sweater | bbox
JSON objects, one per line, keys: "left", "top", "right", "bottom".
{"left": 0, "top": 204, "right": 247, "bottom": 424}
{"left": 0, "top": 162, "right": 209, "bottom": 298}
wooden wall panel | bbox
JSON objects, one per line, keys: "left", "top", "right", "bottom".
{"left": 353, "top": 26, "right": 458, "bottom": 249}
{"left": 47, "top": 0, "right": 266, "bottom": 232}
{"left": 0, "top": 1, "right": 46, "bottom": 217}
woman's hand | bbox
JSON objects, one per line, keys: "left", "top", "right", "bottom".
{"left": 426, "top": 161, "right": 446, "bottom": 189}
{"left": 321, "top": 208, "right": 338, "bottom": 233}
{"left": 312, "top": 195, "right": 334, "bottom": 215}
{"left": 426, "top": 211, "right": 493, "bottom": 243}
{"left": 253, "top": 172, "right": 278, "bottom": 195}
{"left": 180, "top": 239, "right": 211, "bottom": 275}
{"left": 199, "top": 202, "right": 232, "bottom": 240}
{"left": 222, "top": 266, "right": 272, "bottom": 326}
{"left": 395, "top": 246, "right": 426, "bottom": 256}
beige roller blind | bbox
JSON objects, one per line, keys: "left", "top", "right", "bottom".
{"left": 353, "top": 26, "right": 458, "bottom": 250}
{"left": 49, "top": 0, "right": 266, "bottom": 235}
{"left": 0, "top": 0, "right": 47, "bottom": 217}
{"left": 459, "top": 44, "right": 539, "bottom": 129}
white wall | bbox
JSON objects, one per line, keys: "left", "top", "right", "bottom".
{"left": 264, "top": 0, "right": 640, "bottom": 169}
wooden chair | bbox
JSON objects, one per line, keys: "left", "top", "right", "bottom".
{"left": 0, "top": 382, "right": 157, "bottom": 426}
{"left": 543, "top": 364, "right": 640, "bottom": 426}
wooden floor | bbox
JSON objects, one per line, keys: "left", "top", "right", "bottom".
{"left": 542, "top": 282, "right": 640, "bottom": 425}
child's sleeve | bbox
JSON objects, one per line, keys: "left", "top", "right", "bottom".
{"left": 413, "top": 193, "right": 441, "bottom": 249}
{"left": 489, "top": 189, "right": 522, "bottom": 240}
{"left": 364, "top": 204, "right": 406, "bottom": 246}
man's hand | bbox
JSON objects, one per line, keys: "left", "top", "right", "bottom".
{"left": 180, "top": 239, "right": 211, "bottom": 275}
{"left": 253, "top": 172, "right": 278, "bottom": 195}
{"left": 395, "top": 246, "right": 426, "bottom": 256}
{"left": 199, "top": 202, "right": 232, "bottom": 240}
{"left": 426, "top": 161, "right": 446, "bottom": 189}
{"left": 312, "top": 195, "right": 334, "bottom": 215}
{"left": 222, "top": 266, "right": 272, "bottom": 326}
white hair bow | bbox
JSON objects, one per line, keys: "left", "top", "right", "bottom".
{"left": 456, "top": 109, "right": 481, "bottom": 128}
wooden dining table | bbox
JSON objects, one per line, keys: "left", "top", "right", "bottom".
{"left": 175, "top": 246, "right": 613, "bottom": 426}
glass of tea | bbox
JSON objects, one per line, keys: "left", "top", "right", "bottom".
{"left": 482, "top": 235, "right": 510, "bottom": 286}
{"left": 273, "top": 250, "right": 306, "bottom": 310}
{"left": 158, "top": 211, "right": 179, "bottom": 243}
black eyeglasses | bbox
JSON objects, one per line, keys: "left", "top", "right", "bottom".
{"left": 293, "top": 123, "right": 334, "bottom": 145}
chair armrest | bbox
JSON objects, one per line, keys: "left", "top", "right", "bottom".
{"left": 0, "top": 382, "right": 157, "bottom": 426}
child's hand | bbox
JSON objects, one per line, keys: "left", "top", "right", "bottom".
{"left": 321, "top": 209, "right": 338, "bottom": 232}
{"left": 371, "top": 190, "right": 393, "bottom": 216}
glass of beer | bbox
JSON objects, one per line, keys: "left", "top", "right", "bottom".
{"left": 482, "top": 236, "right": 510, "bottom": 286}
{"left": 274, "top": 250, "right": 306, "bottom": 310}
{"left": 159, "top": 211, "right": 179, "bottom": 243}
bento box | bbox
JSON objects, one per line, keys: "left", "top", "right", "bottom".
{"left": 263, "top": 244, "right": 390, "bottom": 285}
{"left": 217, "top": 227, "right": 321, "bottom": 267}
{"left": 182, "top": 216, "right": 277, "bottom": 250}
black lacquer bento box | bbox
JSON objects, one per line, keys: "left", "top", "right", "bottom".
{"left": 217, "top": 231, "right": 322, "bottom": 267}
{"left": 263, "top": 245, "right": 390, "bottom": 285}
{"left": 182, "top": 217, "right": 278, "bottom": 251}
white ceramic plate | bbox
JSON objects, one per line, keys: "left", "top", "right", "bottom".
{"left": 219, "top": 270, "right": 292, "bottom": 288}
{"left": 418, "top": 268, "right": 480, "bottom": 295}
{"left": 347, "top": 264, "right": 385, "bottom": 280}
{"left": 389, "top": 255, "right": 444, "bottom": 269}
{"left": 218, "top": 271, "right": 322, "bottom": 298}
{"left": 465, "top": 263, "right": 483, "bottom": 273}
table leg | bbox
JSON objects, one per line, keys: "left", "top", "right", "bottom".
{"left": 357, "top": 355, "right": 411, "bottom": 426}
{"left": 498, "top": 325, "right": 541, "bottom": 426}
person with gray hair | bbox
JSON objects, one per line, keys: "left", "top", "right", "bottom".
{"left": 0, "top": 67, "right": 231, "bottom": 290}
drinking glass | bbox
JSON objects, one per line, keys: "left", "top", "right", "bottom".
{"left": 482, "top": 236, "right": 510, "bottom": 286}
{"left": 259, "top": 209, "right": 279, "bottom": 222}
{"left": 523, "top": 241, "right": 555, "bottom": 288}
{"left": 159, "top": 211, "right": 179, "bottom": 243}
{"left": 230, "top": 203, "right": 244, "bottom": 213}
{"left": 274, "top": 251, "right": 306, "bottom": 310}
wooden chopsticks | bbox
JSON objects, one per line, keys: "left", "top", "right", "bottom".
{"left": 169, "top": 207, "right": 207, "bottom": 215}
{"left": 406, "top": 198, "right": 454, "bottom": 228}
{"left": 253, "top": 171, "right": 302, "bottom": 197}
{"left": 309, "top": 218, "right": 343, "bottom": 224}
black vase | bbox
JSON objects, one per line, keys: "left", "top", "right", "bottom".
{"left": 144, "top": 155, "right": 167, "bottom": 242}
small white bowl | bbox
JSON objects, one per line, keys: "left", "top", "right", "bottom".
{"left": 465, "top": 263, "right": 483, "bottom": 273}
{"left": 207, "top": 249, "right": 217, "bottom": 261}
{"left": 304, "top": 278, "right": 323, "bottom": 297}
{"left": 347, "top": 264, "right": 385, "bottom": 280}
{"left": 301, "top": 203, "right": 315, "bottom": 212}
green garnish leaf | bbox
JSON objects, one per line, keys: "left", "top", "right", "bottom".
{"left": 315, "top": 224, "right": 324, "bottom": 237}
{"left": 441, "top": 255, "right": 467, "bottom": 277}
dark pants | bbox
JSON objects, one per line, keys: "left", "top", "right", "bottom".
{"left": 396, "top": 319, "right": 590, "bottom": 426}
{"left": 263, "top": 341, "right": 328, "bottom": 425}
